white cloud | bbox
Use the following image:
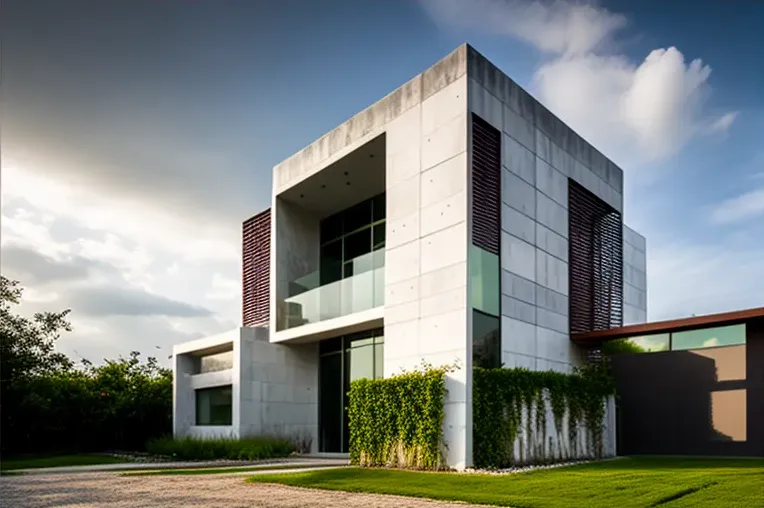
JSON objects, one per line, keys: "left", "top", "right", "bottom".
{"left": 710, "top": 187, "right": 764, "bottom": 225}
{"left": 422, "top": 0, "right": 737, "bottom": 165}
{"left": 702, "top": 337, "right": 719, "bottom": 348}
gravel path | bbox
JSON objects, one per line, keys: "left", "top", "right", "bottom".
{"left": 0, "top": 471, "right": 482, "bottom": 508}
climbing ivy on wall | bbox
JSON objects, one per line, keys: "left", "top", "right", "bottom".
{"left": 347, "top": 362, "right": 454, "bottom": 470}
{"left": 472, "top": 363, "right": 615, "bottom": 469}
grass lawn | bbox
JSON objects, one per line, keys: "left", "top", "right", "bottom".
{"left": 124, "top": 463, "right": 344, "bottom": 477}
{"left": 0, "top": 454, "right": 129, "bottom": 471}
{"left": 247, "top": 457, "right": 764, "bottom": 508}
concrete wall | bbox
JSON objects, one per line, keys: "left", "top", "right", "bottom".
{"left": 467, "top": 46, "right": 624, "bottom": 375}
{"left": 623, "top": 225, "right": 648, "bottom": 325}
{"left": 173, "top": 327, "right": 319, "bottom": 452}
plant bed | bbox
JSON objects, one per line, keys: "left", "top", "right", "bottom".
{"left": 145, "top": 436, "right": 296, "bottom": 462}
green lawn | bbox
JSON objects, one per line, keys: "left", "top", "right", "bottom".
{"left": 0, "top": 454, "right": 129, "bottom": 471}
{"left": 125, "top": 463, "right": 344, "bottom": 477}
{"left": 247, "top": 457, "right": 764, "bottom": 508}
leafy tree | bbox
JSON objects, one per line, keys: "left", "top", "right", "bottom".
{"left": 601, "top": 338, "right": 646, "bottom": 356}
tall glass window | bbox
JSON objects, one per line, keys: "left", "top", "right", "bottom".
{"left": 195, "top": 386, "right": 232, "bottom": 426}
{"left": 319, "top": 329, "right": 384, "bottom": 453}
{"left": 470, "top": 244, "right": 500, "bottom": 369}
{"left": 671, "top": 324, "right": 745, "bottom": 351}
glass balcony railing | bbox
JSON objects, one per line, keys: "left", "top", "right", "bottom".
{"left": 279, "top": 250, "right": 385, "bottom": 331}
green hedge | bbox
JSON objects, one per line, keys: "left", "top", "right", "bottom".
{"left": 348, "top": 364, "right": 449, "bottom": 470}
{"left": 473, "top": 364, "right": 615, "bottom": 469}
{"left": 145, "top": 436, "right": 295, "bottom": 461}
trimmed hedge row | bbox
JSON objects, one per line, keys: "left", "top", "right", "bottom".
{"left": 145, "top": 436, "right": 296, "bottom": 461}
{"left": 347, "top": 363, "right": 448, "bottom": 470}
{"left": 473, "top": 364, "right": 615, "bottom": 469}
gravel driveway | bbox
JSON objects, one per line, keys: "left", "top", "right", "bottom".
{"left": 0, "top": 471, "right": 482, "bottom": 508}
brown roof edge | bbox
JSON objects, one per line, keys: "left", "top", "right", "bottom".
{"left": 571, "top": 306, "right": 764, "bottom": 346}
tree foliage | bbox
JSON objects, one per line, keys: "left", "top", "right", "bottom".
{"left": 0, "top": 275, "right": 172, "bottom": 454}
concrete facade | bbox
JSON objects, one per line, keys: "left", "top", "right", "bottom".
{"left": 173, "top": 44, "right": 647, "bottom": 469}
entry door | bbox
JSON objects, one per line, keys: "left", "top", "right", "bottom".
{"left": 318, "top": 352, "right": 342, "bottom": 453}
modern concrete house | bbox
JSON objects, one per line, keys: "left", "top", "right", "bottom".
{"left": 172, "top": 44, "right": 650, "bottom": 468}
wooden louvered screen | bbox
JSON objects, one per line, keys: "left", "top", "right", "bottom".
{"left": 568, "top": 180, "right": 623, "bottom": 333}
{"left": 471, "top": 114, "right": 501, "bottom": 254}
{"left": 242, "top": 208, "right": 271, "bottom": 327}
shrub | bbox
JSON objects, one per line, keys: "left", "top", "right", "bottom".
{"left": 145, "top": 436, "right": 296, "bottom": 461}
{"left": 348, "top": 362, "right": 455, "bottom": 470}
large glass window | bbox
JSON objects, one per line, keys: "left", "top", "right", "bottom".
{"left": 198, "top": 350, "right": 233, "bottom": 373}
{"left": 672, "top": 324, "right": 745, "bottom": 351}
{"left": 602, "top": 334, "right": 669, "bottom": 355}
{"left": 319, "top": 329, "right": 384, "bottom": 454}
{"left": 473, "top": 310, "right": 501, "bottom": 369}
{"left": 195, "top": 386, "right": 232, "bottom": 426}
{"left": 470, "top": 244, "right": 500, "bottom": 317}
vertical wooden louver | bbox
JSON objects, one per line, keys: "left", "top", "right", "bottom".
{"left": 471, "top": 114, "right": 501, "bottom": 254}
{"left": 568, "top": 180, "right": 623, "bottom": 334}
{"left": 242, "top": 208, "right": 271, "bottom": 327}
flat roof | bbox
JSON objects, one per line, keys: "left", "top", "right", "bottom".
{"left": 571, "top": 307, "right": 764, "bottom": 346}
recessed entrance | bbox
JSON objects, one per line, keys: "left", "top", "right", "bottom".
{"left": 318, "top": 328, "right": 384, "bottom": 453}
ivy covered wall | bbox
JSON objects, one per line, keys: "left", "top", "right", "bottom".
{"left": 473, "top": 365, "right": 616, "bottom": 469}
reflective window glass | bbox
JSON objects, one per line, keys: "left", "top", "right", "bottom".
{"left": 473, "top": 310, "right": 501, "bottom": 369}
{"left": 195, "top": 386, "right": 232, "bottom": 425}
{"left": 199, "top": 350, "right": 233, "bottom": 373}
{"left": 470, "top": 244, "right": 500, "bottom": 317}
{"left": 344, "top": 200, "right": 372, "bottom": 234}
{"left": 602, "top": 334, "right": 669, "bottom": 355}
{"left": 672, "top": 324, "right": 746, "bottom": 351}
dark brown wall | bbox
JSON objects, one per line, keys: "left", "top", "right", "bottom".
{"left": 242, "top": 209, "right": 271, "bottom": 327}
{"left": 610, "top": 317, "right": 764, "bottom": 457}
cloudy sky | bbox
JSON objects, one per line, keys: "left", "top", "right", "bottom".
{"left": 2, "top": 0, "right": 762, "bottom": 365}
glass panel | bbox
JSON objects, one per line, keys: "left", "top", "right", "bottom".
{"left": 672, "top": 324, "right": 746, "bottom": 351}
{"left": 473, "top": 310, "right": 500, "bottom": 369}
{"left": 320, "top": 337, "right": 343, "bottom": 355}
{"left": 372, "top": 193, "right": 386, "bottom": 221}
{"left": 374, "top": 340, "right": 384, "bottom": 379}
{"left": 348, "top": 344, "right": 374, "bottom": 382}
{"left": 320, "top": 240, "right": 343, "bottom": 286}
{"left": 470, "top": 244, "right": 500, "bottom": 317}
{"left": 603, "top": 334, "right": 670, "bottom": 355}
{"left": 344, "top": 228, "right": 372, "bottom": 262}
{"left": 320, "top": 213, "right": 343, "bottom": 244}
{"left": 319, "top": 353, "right": 342, "bottom": 452}
{"left": 195, "top": 386, "right": 232, "bottom": 425}
{"left": 344, "top": 199, "right": 372, "bottom": 234}
{"left": 373, "top": 224, "right": 386, "bottom": 251}
{"left": 199, "top": 350, "right": 233, "bottom": 373}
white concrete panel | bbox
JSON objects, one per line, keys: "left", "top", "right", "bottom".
{"left": 421, "top": 152, "right": 468, "bottom": 208}
{"left": 536, "top": 285, "right": 568, "bottom": 316}
{"left": 536, "top": 157, "right": 568, "bottom": 208}
{"left": 421, "top": 222, "right": 467, "bottom": 275}
{"left": 387, "top": 211, "right": 420, "bottom": 250}
{"left": 385, "top": 104, "right": 421, "bottom": 156}
{"left": 501, "top": 204, "right": 535, "bottom": 244}
{"left": 423, "top": 77, "right": 468, "bottom": 136}
{"left": 502, "top": 316, "right": 536, "bottom": 356}
{"left": 536, "top": 191, "right": 568, "bottom": 238}
{"left": 624, "top": 224, "right": 647, "bottom": 251}
{"left": 535, "top": 129, "right": 551, "bottom": 163}
{"left": 421, "top": 191, "right": 467, "bottom": 238}
{"left": 535, "top": 359, "right": 572, "bottom": 374}
{"left": 502, "top": 351, "right": 537, "bottom": 370}
{"left": 421, "top": 114, "right": 467, "bottom": 171}
{"left": 386, "top": 300, "right": 421, "bottom": 325}
{"left": 624, "top": 304, "right": 647, "bottom": 325}
{"left": 502, "top": 134, "right": 535, "bottom": 186}
{"left": 535, "top": 223, "right": 568, "bottom": 262}
{"left": 420, "top": 310, "right": 467, "bottom": 355}
{"left": 501, "top": 295, "right": 536, "bottom": 324}
{"left": 502, "top": 169, "right": 536, "bottom": 218}
{"left": 468, "top": 79, "right": 502, "bottom": 131}
{"left": 501, "top": 232, "right": 536, "bottom": 281}
{"left": 503, "top": 104, "right": 535, "bottom": 152}
{"left": 536, "top": 308, "right": 569, "bottom": 335}
{"left": 442, "top": 401, "right": 469, "bottom": 469}
{"left": 385, "top": 275, "right": 420, "bottom": 307}
{"left": 420, "top": 262, "right": 468, "bottom": 299}
{"left": 384, "top": 320, "right": 421, "bottom": 360}
{"left": 387, "top": 173, "right": 420, "bottom": 221}
{"left": 386, "top": 240, "right": 421, "bottom": 285}
{"left": 536, "top": 249, "right": 569, "bottom": 296}
{"left": 501, "top": 270, "right": 536, "bottom": 304}
{"left": 387, "top": 143, "right": 421, "bottom": 187}
{"left": 549, "top": 141, "right": 573, "bottom": 177}
{"left": 420, "top": 286, "right": 468, "bottom": 319}
{"left": 625, "top": 283, "right": 647, "bottom": 309}
{"left": 535, "top": 327, "right": 570, "bottom": 363}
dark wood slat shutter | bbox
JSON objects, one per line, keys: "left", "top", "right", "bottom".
{"left": 471, "top": 114, "right": 501, "bottom": 254}
{"left": 242, "top": 208, "right": 271, "bottom": 327}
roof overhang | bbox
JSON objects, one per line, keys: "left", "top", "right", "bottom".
{"left": 571, "top": 307, "right": 764, "bottom": 347}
